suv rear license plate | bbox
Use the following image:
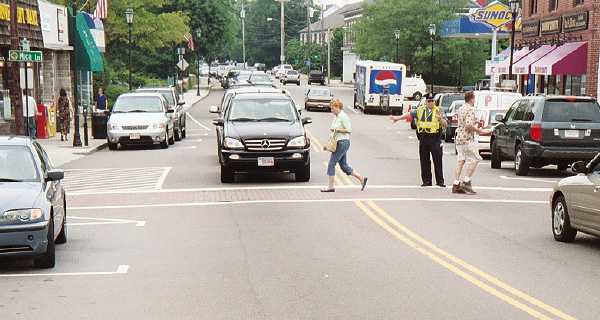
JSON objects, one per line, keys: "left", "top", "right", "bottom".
{"left": 129, "top": 133, "right": 141, "bottom": 140}
{"left": 565, "top": 130, "right": 580, "bottom": 138}
{"left": 258, "top": 157, "right": 275, "bottom": 167}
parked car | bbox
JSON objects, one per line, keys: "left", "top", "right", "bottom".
{"left": 248, "top": 71, "right": 273, "bottom": 87}
{"left": 135, "top": 87, "right": 187, "bottom": 141}
{"left": 435, "top": 93, "right": 465, "bottom": 115}
{"left": 0, "top": 136, "right": 66, "bottom": 268}
{"left": 282, "top": 70, "right": 301, "bottom": 85}
{"left": 444, "top": 100, "right": 465, "bottom": 142}
{"left": 308, "top": 70, "right": 325, "bottom": 85}
{"left": 305, "top": 87, "right": 333, "bottom": 111}
{"left": 473, "top": 91, "right": 523, "bottom": 154}
{"left": 491, "top": 96, "right": 600, "bottom": 175}
{"left": 107, "top": 93, "right": 175, "bottom": 150}
{"left": 276, "top": 64, "right": 293, "bottom": 79}
{"left": 404, "top": 76, "right": 427, "bottom": 101}
{"left": 550, "top": 152, "right": 600, "bottom": 242}
{"left": 230, "top": 70, "right": 253, "bottom": 88}
{"left": 210, "top": 92, "right": 312, "bottom": 183}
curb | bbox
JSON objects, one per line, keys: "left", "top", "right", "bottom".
{"left": 73, "top": 141, "right": 108, "bottom": 155}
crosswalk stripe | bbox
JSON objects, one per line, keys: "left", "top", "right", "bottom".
{"left": 62, "top": 167, "right": 171, "bottom": 192}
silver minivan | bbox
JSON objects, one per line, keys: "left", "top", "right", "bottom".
{"left": 107, "top": 93, "right": 175, "bottom": 150}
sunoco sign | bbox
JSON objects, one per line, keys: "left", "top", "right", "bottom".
{"left": 471, "top": 1, "right": 514, "bottom": 28}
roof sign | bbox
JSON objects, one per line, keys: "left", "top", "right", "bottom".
{"left": 471, "top": 1, "right": 513, "bottom": 29}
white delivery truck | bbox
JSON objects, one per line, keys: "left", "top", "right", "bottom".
{"left": 353, "top": 60, "right": 406, "bottom": 114}
{"left": 473, "top": 90, "right": 522, "bottom": 153}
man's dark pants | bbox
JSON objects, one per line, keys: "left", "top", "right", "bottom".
{"left": 418, "top": 133, "right": 444, "bottom": 185}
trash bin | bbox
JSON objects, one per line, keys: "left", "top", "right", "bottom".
{"left": 47, "top": 103, "right": 57, "bottom": 138}
{"left": 92, "top": 111, "right": 108, "bottom": 139}
{"left": 35, "top": 104, "right": 49, "bottom": 139}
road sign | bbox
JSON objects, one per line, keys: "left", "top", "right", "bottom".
{"left": 177, "top": 58, "right": 189, "bottom": 71}
{"left": 8, "top": 50, "right": 43, "bottom": 62}
{"left": 470, "top": 1, "right": 513, "bottom": 29}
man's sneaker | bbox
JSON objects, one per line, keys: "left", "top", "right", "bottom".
{"left": 452, "top": 184, "right": 466, "bottom": 194}
{"left": 461, "top": 181, "right": 477, "bottom": 194}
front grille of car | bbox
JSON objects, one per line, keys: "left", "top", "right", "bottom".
{"left": 245, "top": 138, "right": 287, "bottom": 151}
{"left": 122, "top": 125, "right": 149, "bottom": 130}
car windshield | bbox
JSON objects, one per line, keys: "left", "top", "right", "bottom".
{"left": 309, "top": 89, "right": 330, "bottom": 97}
{"left": 441, "top": 94, "right": 464, "bottom": 111}
{"left": 542, "top": 100, "right": 600, "bottom": 123}
{"left": 488, "top": 109, "right": 506, "bottom": 125}
{"left": 137, "top": 90, "right": 175, "bottom": 105}
{"left": 228, "top": 98, "right": 297, "bottom": 122}
{"left": 113, "top": 96, "right": 164, "bottom": 113}
{"left": 236, "top": 72, "right": 252, "bottom": 81}
{"left": 250, "top": 74, "right": 271, "bottom": 83}
{"left": 287, "top": 71, "right": 298, "bottom": 75}
{"left": 0, "top": 146, "right": 40, "bottom": 182}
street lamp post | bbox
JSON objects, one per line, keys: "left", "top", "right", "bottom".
{"left": 428, "top": 23, "right": 436, "bottom": 96}
{"left": 508, "top": 0, "right": 520, "bottom": 82}
{"left": 125, "top": 8, "right": 134, "bottom": 91}
{"left": 240, "top": 2, "right": 246, "bottom": 67}
{"left": 275, "top": 0, "right": 290, "bottom": 66}
{"left": 394, "top": 29, "right": 401, "bottom": 64}
{"left": 177, "top": 47, "right": 185, "bottom": 94}
{"left": 196, "top": 29, "right": 201, "bottom": 96}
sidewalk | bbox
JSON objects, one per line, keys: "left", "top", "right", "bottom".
{"left": 40, "top": 81, "right": 212, "bottom": 168}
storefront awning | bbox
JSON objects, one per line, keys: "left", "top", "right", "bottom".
{"left": 73, "top": 12, "right": 103, "bottom": 72}
{"left": 531, "top": 42, "right": 587, "bottom": 76}
{"left": 512, "top": 45, "right": 556, "bottom": 75}
{"left": 494, "top": 47, "right": 532, "bottom": 74}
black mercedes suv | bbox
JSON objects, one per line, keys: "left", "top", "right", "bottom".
{"left": 491, "top": 96, "right": 600, "bottom": 176}
{"left": 211, "top": 92, "right": 312, "bottom": 183}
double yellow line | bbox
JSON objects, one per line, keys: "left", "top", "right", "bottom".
{"left": 313, "top": 133, "right": 575, "bottom": 320}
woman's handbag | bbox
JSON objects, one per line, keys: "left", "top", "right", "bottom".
{"left": 325, "top": 132, "right": 337, "bottom": 153}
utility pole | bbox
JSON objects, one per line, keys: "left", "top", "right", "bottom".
{"left": 327, "top": 29, "right": 331, "bottom": 85}
{"left": 8, "top": 0, "right": 23, "bottom": 135}
{"left": 69, "top": 0, "right": 82, "bottom": 147}
{"left": 241, "top": 1, "right": 246, "bottom": 67}
{"left": 320, "top": 3, "right": 325, "bottom": 72}
{"left": 275, "top": 0, "right": 289, "bottom": 65}
{"left": 305, "top": 0, "right": 311, "bottom": 45}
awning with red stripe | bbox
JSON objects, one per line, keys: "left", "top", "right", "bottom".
{"left": 531, "top": 42, "right": 588, "bottom": 76}
{"left": 512, "top": 45, "right": 556, "bottom": 75}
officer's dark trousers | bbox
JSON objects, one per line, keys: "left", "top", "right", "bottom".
{"left": 418, "top": 133, "right": 444, "bottom": 185}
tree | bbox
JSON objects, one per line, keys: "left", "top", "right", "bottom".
{"left": 330, "top": 28, "right": 344, "bottom": 77}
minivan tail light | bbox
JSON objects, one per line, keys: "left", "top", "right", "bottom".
{"left": 530, "top": 123, "right": 543, "bottom": 142}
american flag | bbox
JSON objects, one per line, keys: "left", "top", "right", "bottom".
{"left": 184, "top": 33, "right": 195, "bottom": 51}
{"left": 93, "top": 0, "right": 108, "bottom": 20}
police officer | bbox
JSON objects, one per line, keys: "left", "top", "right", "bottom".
{"left": 390, "top": 94, "right": 448, "bottom": 187}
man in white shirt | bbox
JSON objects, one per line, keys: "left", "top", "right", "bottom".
{"left": 22, "top": 90, "right": 38, "bottom": 138}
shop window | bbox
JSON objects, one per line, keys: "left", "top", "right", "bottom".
{"left": 549, "top": 0, "right": 558, "bottom": 11}
{"left": 529, "top": 0, "right": 538, "bottom": 15}
{"left": 565, "top": 75, "right": 587, "bottom": 96}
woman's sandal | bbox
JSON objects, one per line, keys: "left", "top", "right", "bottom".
{"left": 320, "top": 188, "right": 335, "bottom": 193}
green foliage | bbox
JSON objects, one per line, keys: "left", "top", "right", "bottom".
{"left": 353, "top": 0, "right": 488, "bottom": 86}
{"left": 330, "top": 29, "right": 344, "bottom": 77}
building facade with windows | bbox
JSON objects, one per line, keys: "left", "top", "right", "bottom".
{"left": 514, "top": 0, "right": 599, "bottom": 97}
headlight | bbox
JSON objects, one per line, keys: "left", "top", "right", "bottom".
{"left": 224, "top": 137, "right": 244, "bottom": 149}
{"left": 1, "top": 209, "right": 43, "bottom": 223}
{"left": 108, "top": 123, "right": 121, "bottom": 130}
{"left": 287, "top": 136, "right": 307, "bottom": 148}
{"left": 152, "top": 123, "right": 167, "bottom": 129}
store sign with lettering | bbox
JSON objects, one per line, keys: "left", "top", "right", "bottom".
{"left": 0, "top": 4, "right": 39, "bottom": 26}
{"left": 540, "top": 18, "right": 561, "bottom": 35}
{"left": 522, "top": 20, "right": 539, "bottom": 38}
{"left": 471, "top": 1, "right": 513, "bottom": 28}
{"left": 563, "top": 12, "right": 588, "bottom": 33}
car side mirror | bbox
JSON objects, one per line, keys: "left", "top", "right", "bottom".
{"left": 209, "top": 106, "right": 220, "bottom": 113}
{"left": 212, "top": 118, "right": 224, "bottom": 126}
{"left": 495, "top": 114, "right": 505, "bottom": 122}
{"left": 46, "top": 169, "right": 64, "bottom": 182}
{"left": 166, "top": 109, "right": 175, "bottom": 114}
{"left": 572, "top": 161, "right": 589, "bottom": 174}
{"left": 302, "top": 117, "right": 312, "bottom": 125}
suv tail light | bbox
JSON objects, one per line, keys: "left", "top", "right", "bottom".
{"left": 530, "top": 123, "right": 543, "bottom": 142}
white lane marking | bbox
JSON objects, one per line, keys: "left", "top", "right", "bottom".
{"left": 69, "top": 216, "right": 146, "bottom": 227}
{"left": 67, "top": 184, "right": 552, "bottom": 196}
{"left": 63, "top": 167, "right": 168, "bottom": 193}
{"left": 203, "top": 133, "right": 209, "bottom": 136}
{"left": 155, "top": 167, "right": 172, "bottom": 190}
{"left": 0, "top": 265, "right": 130, "bottom": 278}
{"left": 185, "top": 134, "right": 205, "bottom": 137}
{"left": 70, "top": 197, "right": 547, "bottom": 211}
{"left": 172, "top": 146, "right": 198, "bottom": 150}
{"left": 187, "top": 113, "right": 211, "bottom": 131}
{"left": 408, "top": 136, "right": 416, "bottom": 139}
{"left": 500, "top": 175, "right": 559, "bottom": 184}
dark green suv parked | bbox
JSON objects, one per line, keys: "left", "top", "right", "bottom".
{"left": 491, "top": 96, "right": 600, "bottom": 176}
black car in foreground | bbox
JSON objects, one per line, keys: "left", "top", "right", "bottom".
{"left": 0, "top": 136, "right": 66, "bottom": 268}
{"left": 491, "top": 96, "right": 600, "bottom": 176}
{"left": 308, "top": 70, "right": 325, "bottom": 85}
{"left": 211, "top": 92, "right": 312, "bottom": 183}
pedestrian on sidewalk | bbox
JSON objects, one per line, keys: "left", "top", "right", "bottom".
{"left": 452, "top": 91, "right": 492, "bottom": 194}
{"left": 390, "top": 94, "right": 448, "bottom": 187}
{"left": 95, "top": 87, "right": 108, "bottom": 111}
{"left": 56, "top": 88, "right": 71, "bottom": 142}
{"left": 22, "top": 89, "right": 38, "bottom": 139}
{"left": 321, "top": 98, "right": 368, "bottom": 192}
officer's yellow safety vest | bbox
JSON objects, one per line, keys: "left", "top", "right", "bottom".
{"left": 416, "top": 105, "right": 441, "bottom": 134}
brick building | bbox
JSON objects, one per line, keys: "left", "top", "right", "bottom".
{"left": 514, "top": 0, "right": 600, "bottom": 97}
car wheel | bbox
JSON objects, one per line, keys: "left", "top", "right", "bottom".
{"left": 34, "top": 215, "right": 56, "bottom": 268}
{"left": 295, "top": 163, "right": 311, "bottom": 182}
{"left": 174, "top": 126, "right": 182, "bottom": 141}
{"left": 515, "top": 144, "right": 529, "bottom": 176}
{"left": 108, "top": 141, "right": 118, "bottom": 150}
{"left": 220, "top": 165, "right": 234, "bottom": 183}
{"left": 413, "top": 92, "right": 422, "bottom": 101}
{"left": 321, "top": 82, "right": 325, "bottom": 86}
{"left": 161, "top": 131, "right": 169, "bottom": 149}
{"left": 181, "top": 124, "right": 186, "bottom": 139}
{"left": 552, "top": 195, "right": 577, "bottom": 242}
{"left": 168, "top": 127, "right": 175, "bottom": 145}
{"left": 491, "top": 139, "right": 502, "bottom": 169}
{"left": 297, "top": 82, "right": 300, "bottom": 86}
{"left": 55, "top": 203, "right": 67, "bottom": 244}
